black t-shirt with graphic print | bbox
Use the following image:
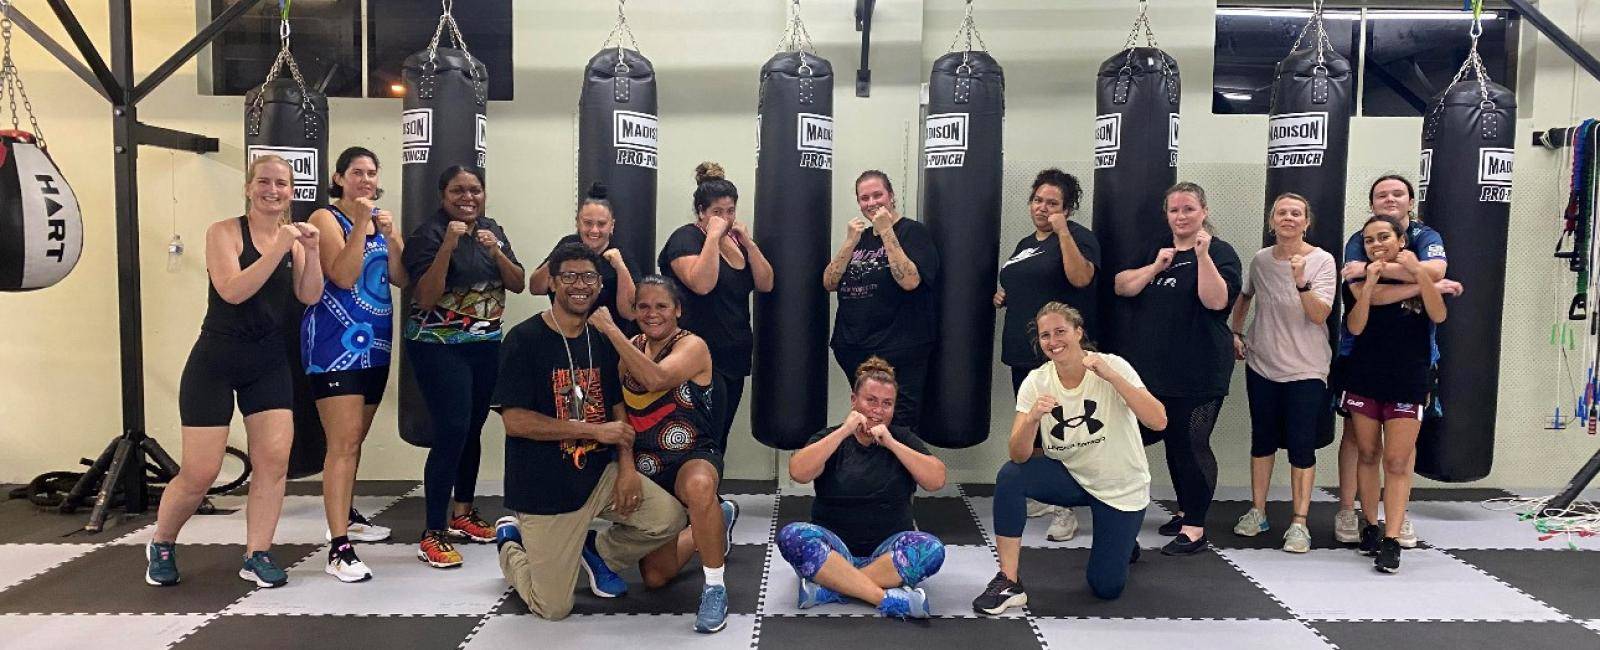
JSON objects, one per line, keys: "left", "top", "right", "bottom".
{"left": 831, "top": 218, "right": 941, "bottom": 352}
{"left": 998, "top": 224, "right": 1102, "bottom": 367}
{"left": 492, "top": 314, "right": 622, "bottom": 515}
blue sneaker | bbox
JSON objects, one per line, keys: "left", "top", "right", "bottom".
{"left": 720, "top": 499, "right": 739, "bottom": 559}
{"left": 797, "top": 577, "right": 845, "bottom": 609}
{"left": 239, "top": 551, "right": 288, "bottom": 588}
{"left": 694, "top": 584, "right": 729, "bottom": 633}
{"left": 878, "top": 586, "right": 931, "bottom": 619}
{"left": 580, "top": 530, "right": 628, "bottom": 597}
{"left": 494, "top": 516, "right": 522, "bottom": 551}
{"left": 145, "top": 541, "right": 179, "bottom": 586}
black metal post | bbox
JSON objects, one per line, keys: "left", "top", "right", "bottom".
{"left": 855, "top": 0, "right": 874, "bottom": 97}
{"left": 107, "top": 0, "right": 147, "bottom": 516}
{"left": 1504, "top": 0, "right": 1600, "bottom": 84}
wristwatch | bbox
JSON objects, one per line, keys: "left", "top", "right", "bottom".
{"left": 1296, "top": 283, "right": 1311, "bottom": 292}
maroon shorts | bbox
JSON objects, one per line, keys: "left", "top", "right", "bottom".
{"left": 1340, "top": 391, "right": 1423, "bottom": 423}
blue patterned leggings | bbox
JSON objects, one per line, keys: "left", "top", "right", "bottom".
{"left": 776, "top": 522, "right": 945, "bottom": 587}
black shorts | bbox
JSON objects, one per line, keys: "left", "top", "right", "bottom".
{"left": 308, "top": 365, "right": 390, "bottom": 404}
{"left": 638, "top": 449, "right": 725, "bottom": 495}
{"left": 179, "top": 334, "right": 293, "bottom": 427}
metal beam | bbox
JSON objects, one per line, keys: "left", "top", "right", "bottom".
{"left": 131, "top": 0, "right": 265, "bottom": 104}
{"left": 106, "top": 0, "right": 147, "bottom": 514}
{"left": 6, "top": 6, "right": 110, "bottom": 101}
{"left": 44, "top": 0, "right": 121, "bottom": 103}
{"left": 135, "top": 122, "right": 219, "bottom": 153}
{"left": 855, "top": 0, "right": 875, "bottom": 97}
{"left": 1504, "top": 0, "right": 1600, "bottom": 84}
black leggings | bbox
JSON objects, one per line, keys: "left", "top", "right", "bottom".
{"left": 832, "top": 345, "right": 931, "bottom": 430}
{"left": 1141, "top": 394, "right": 1224, "bottom": 527}
{"left": 709, "top": 369, "right": 745, "bottom": 453}
{"left": 406, "top": 339, "right": 499, "bottom": 532}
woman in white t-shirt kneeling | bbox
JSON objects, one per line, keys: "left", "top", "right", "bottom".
{"left": 972, "top": 303, "right": 1168, "bottom": 615}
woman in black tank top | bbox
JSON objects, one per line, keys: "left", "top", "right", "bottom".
{"left": 146, "top": 156, "right": 324, "bottom": 590}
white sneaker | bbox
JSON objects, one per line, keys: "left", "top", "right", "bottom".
{"left": 1333, "top": 508, "right": 1360, "bottom": 544}
{"left": 1396, "top": 517, "right": 1418, "bottom": 548}
{"left": 1045, "top": 508, "right": 1078, "bottom": 542}
{"left": 1233, "top": 507, "right": 1269, "bottom": 537}
{"left": 1282, "top": 523, "right": 1311, "bottom": 553}
{"left": 1026, "top": 500, "right": 1054, "bottom": 518}
{"left": 325, "top": 544, "right": 372, "bottom": 583}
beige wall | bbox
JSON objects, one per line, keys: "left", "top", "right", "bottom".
{"left": 2, "top": 0, "right": 1597, "bottom": 490}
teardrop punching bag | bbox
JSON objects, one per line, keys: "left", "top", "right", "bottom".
{"left": 0, "top": 132, "right": 83, "bottom": 291}
{"left": 1415, "top": 78, "right": 1516, "bottom": 482}
{"left": 1091, "top": 47, "right": 1179, "bottom": 354}
{"left": 579, "top": 48, "right": 658, "bottom": 276}
{"left": 751, "top": 51, "right": 832, "bottom": 450}
{"left": 397, "top": 44, "right": 489, "bottom": 449}
{"left": 246, "top": 63, "right": 329, "bottom": 479}
{"left": 1263, "top": 35, "right": 1352, "bottom": 451}
{"left": 920, "top": 50, "right": 1004, "bottom": 448}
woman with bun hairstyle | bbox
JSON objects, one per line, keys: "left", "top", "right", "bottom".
{"left": 303, "top": 146, "right": 409, "bottom": 582}
{"left": 529, "top": 182, "right": 637, "bottom": 330}
{"left": 658, "top": 162, "right": 775, "bottom": 451}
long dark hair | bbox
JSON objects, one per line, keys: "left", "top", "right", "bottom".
{"left": 329, "top": 146, "right": 381, "bottom": 198}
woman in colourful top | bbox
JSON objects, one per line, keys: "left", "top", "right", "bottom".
{"left": 590, "top": 275, "right": 740, "bottom": 634}
{"left": 402, "top": 165, "right": 525, "bottom": 569}
{"left": 1342, "top": 215, "right": 1447, "bottom": 574}
{"left": 303, "top": 147, "right": 408, "bottom": 582}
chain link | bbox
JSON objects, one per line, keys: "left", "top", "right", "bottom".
{"left": 1120, "top": 0, "right": 1169, "bottom": 77}
{"left": 946, "top": 0, "right": 988, "bottom": 72}
{"left": 0, "top": 0, "right": 44, "bottom": 148}
{"left": 602, "top": 0, "right": 641, "bottom": 69}
{"left": 1289, "top": 0, "right": 1334, "bottom": 68}
{"left": 776, "top": 0, "right": 816, "bottom": 55}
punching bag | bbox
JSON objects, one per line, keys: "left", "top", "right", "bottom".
{"left": 751, "top": 51, "right": 832, "bottom": 450}
{"left": 579, "top": 48, "right": 659, "bottom": 276}
{"left": 398, "top": 42, "right": 489, "bottom": 449}
{"left": 246, "top": 67, "right": 329, "bottom": 479}
{"left": 1263, "top": 27, "right": 1352, "bottom": 451}
{"left": 920, "top": 50, "right": 1004, "bottom": 448}
{"left": 1091, "top": 47, "right": 1179, "bottom": 354}
{"left": 0, "top": 132, "right": 83, "bottom": 291}
{"left": 1415, "top": 77, "right": 1516, "bottom": 482}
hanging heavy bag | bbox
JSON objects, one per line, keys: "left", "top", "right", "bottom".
{"left": 1091, "top": 41, "right": 1179, "bottom": 354}
{"left": 920, "top": 45, "right": 1004, "bottom": 448}
{"left": 397, "top": 14, "right": 489, "bottom": 449}
{"left": 0, "top": 131, "right": 82, "bottom": 291}
{"left": 579, "top": 46, "right": 658, "bottom": 276}
{"left": 245, "top": 30, "right": 329, "bottom": 479}
{"left": 1415, "top": 73, "right": 1516, "bottom": 482}
{"left": 751, "top": 47, "right": 833, "bottom": 450}
{"left": 1262, "top": 14, "right": 1352, "bottom": 450}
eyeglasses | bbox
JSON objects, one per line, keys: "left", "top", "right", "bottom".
{"left": 556, "top": 271, "right": 601, "bottom": 286}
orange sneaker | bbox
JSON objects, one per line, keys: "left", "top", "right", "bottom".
{"left": 417, "top": 530, "right": 463, "bottom": 568}
{"left": 448, "top": 508, "right": 495, "bottom": 543}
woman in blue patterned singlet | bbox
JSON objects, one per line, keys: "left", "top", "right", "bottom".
{"left": 301, "top": 147, "right": 408, "bottom": 582}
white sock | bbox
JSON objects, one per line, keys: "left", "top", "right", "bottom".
{"left": 703, "top": 565, "right": 725, "bottom": 587}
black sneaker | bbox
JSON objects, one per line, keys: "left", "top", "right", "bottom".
{"left": 1375, "top": 537, "right": 1402, "bottom": 573}
{"left": 1358, "top": 523, "right": 1382, "bottom": 556}
{"left": 972, "top": 572, "right": 1027, "bottom": 615}
{"left": 1160, "top": 532, "right": 1210, "bottom": 556}
{"left": 1158, "top": 514, "right": 1184, "bottom": 536}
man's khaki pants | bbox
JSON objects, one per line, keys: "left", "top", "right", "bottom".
{"left": 498, "top": 462, "right": 687, "bottom": 619}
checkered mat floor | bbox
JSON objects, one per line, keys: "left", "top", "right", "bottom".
{"left": 0, "top": 481, "right": 1596, "bottom": 650}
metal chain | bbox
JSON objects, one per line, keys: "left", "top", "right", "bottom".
{"left": 946, "top": 0, "right": 989, "bottom": 73}
{"left": 602, "top": 0, "right": 641, "bottom": 62}
{"left": 1444, "top": 9, "right": 1496, "bottom": 110}
{"left": 423, "top": 0, "right": 484, "bottom": 97}
{"left": 1120, "top": 0, "right": 1169, "bottom": 77}
{"left": 0, "top": 0, "right": 44, "bottom": 148}
{"left": 1289, "top": 0, "right": 1334, "bottom": 68}
{"left": 249, "top": 4, "right": 312, "bottom": 122}
{"left": 776, "top": 0, "right": 816, "bottom": 55}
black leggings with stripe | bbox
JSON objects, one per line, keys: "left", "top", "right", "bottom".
{"left": 1141, "top": 394, "right": 1225, "bottom": 528}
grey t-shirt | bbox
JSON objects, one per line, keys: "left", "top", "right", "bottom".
{"left": 1242, "top": 247, "right": 1336, "bottom": 383}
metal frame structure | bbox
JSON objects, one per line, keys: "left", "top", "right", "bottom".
{"left": 15, "top": 0, "right": 264, "bottom": 532}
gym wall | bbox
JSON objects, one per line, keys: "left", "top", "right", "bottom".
{"left": 1, "top": 0, "right": 1596, "bottom": 489}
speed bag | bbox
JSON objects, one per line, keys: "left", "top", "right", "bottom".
{"left": 920, "top": 50, "right": 1004, "bottom": 448}
{"left": 751, "top": 51, "right": 833, "bottom": 450}
{"left": 245, "top": 77, "right": 329, "bottom": 224}
{"left": 397, "top": 47, "right": 488, "bottom": 449}
{"left": 1091, "top": 47, "right": 1179, "bottom": 355}
{"left": 1414, "top": 80, "right": 1517, "bottom": 483}
{"left": 579, "top": 48, "right": 658, "bottom": 276}
{"left": 1264, "top": 45, "right": 1351, "bottom": 453}
{"left": 0, "top": 131, "right": 82, "bottom": 291}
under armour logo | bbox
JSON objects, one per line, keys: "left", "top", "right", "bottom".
{"left": 1050, "top": 400, "right": 1104, "bottom": 437}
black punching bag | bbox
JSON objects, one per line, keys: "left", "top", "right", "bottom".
{"left": 1263, "top": 43, "right": 1352, "bottom": 450}
{"left": 1415, "top": 79, "right": 1515, "bottom": 482}
{"left": 920, "top": 51, "right": 1004, "bottom": 448}
{"left": 397, "top": 46, "right": 488, "bottom": 449}
{"left": 246, "top": 75, "right": 329, "bottom": 479}
{"left": 0, "top": 132, "right": 83, "bottom": 291}
{"left": 579, "top": 48, "right": 658, "bottom": 276}
{"left": 752, "top": 51, "right": 832, "bottom": 450}
{"left": 1091, "top": 47, "right": 1179, "bottom": 355}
